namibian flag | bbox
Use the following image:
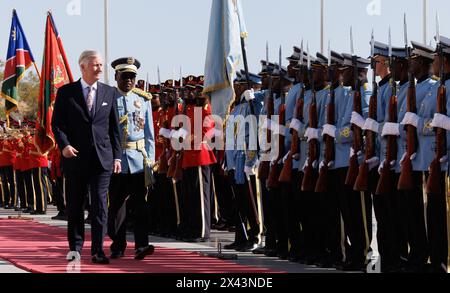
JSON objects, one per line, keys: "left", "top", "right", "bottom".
{"left": 1, "top": 10, "right": 36, "bottom": 117}
{"left": 35, "top": 12, "right": 73, "bottom": 154}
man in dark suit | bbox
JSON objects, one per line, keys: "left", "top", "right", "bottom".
{"left": 52, "top": 50, "right": 122, "bottom": 264}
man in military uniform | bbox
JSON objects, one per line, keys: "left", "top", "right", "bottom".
{"left": 107, "top": 57, "right": 155, "bottom": 260}
{"left": 398, "top": 42, "right": 438, "bottom": 272}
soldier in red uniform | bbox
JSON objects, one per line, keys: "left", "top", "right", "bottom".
{"left": 11, "top": 129, "right": 27, "bottom": 211}
{"left": 1, "top": 129, "right": 17, "bottom": 209}
{"left": 27, "top": 128, "right": 50, "bottom": 215}
{"left": 180, "top": 76, "right": 216, "bottom": 242}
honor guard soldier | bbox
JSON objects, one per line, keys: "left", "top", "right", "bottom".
{"left": 400, "top": 42, "right": 438, "bottom": 272}
{"left": 108, "top": 57, "right": 156, "bottom": 260}
{"left": 178, "top": 76, "right": 216, "bottom": 242}
{"left": 27, "top": 127, "right": 50, "bottom": 215}
{"left": 430, "top": 35, "right": 450, "bottom": 273}
{"left": 1, "top": 128, "right": 16, "bottom": 209}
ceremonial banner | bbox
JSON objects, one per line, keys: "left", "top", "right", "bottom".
{"left": 203, "top": 0, "right": 247, "bottom": 118}
{"left": 1, "top": 10, "right": 37, "bottom": 118}
{"left": 35, "top": 12, "right": 73, "bottom": 154}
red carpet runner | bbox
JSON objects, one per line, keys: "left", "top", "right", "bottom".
{"left": 0, "top": 219, "right": 280, "bottom": 273}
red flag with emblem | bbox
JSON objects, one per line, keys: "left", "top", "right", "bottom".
{"left": 35, "top": 11, "right": 73, "bottom": 154}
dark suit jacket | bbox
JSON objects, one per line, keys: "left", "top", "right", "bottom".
{"left": 51, "top": 79, "right": 121, "bottom": 172}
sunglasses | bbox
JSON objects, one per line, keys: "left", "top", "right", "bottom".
{"left": 120, "top": 72, "right": 136, "bottom": 80}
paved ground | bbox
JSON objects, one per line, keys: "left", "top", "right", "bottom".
{"left": 0, "top": 205, "right": 378, "bottom": 273}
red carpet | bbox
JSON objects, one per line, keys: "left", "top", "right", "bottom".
{"left": 0, "top": 219, "right": 280, "bottom": 273}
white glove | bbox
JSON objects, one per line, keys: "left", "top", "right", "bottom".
{"left": 366, "top": 156, "right": 380, "bottom": 171}
{"left": 159, "top": 128, "right": 172, "bottom": 138}
{"left": 172, "top": 128, "right": 188, "bottom": 140}
{"left": 302, "top": 160, "right": 318, "bottom": 171}
{"left": 349, "top": 147, "right": 362, "bottom": 159}
{"left": 319, "top": 160, "right": 334, "bottom": 170}
{"left": 431, "top": 113, "right": 450, "bottom": 130}
{"left": 48, "top": 160, "right": 52, "bottom": 169}
{"left": 351, "top": 111, "right": 366, "bottom": 128}
{"left": 282, "top": 151, "right": 291, "bottom": 163}
{"left": 400, "top": 152, "right": 417, "bottom": 163}
{"left": 305, "top": 128, "right": 319, "bottom": 143}
{"left": 271, "top": 122, "right": 285, "bottom": 136}
{"left": 322, "top": 124, "right": 336, "bottom": 138}
{"left": 401, "top": 112, "right": 420, "bottom": 128}
{"left": 290, "top": 118, "right": 301, "bottom": 133}
{"left": 440, "top": 155, "right": 448, "bottom": 164}
{"left": 244, "top": 165, "right": 255, "bottom": 176}
{"left": 378, "top": 159, "right": 385, "bottom": 174}
{"left": 381, "top": 122, "right": 400, "bottom": 137}
{"left": 362, "top": 118, "right": 380, "bottom": 133}
{"left": 243, "top": 89, "right": 255, "bottom": 101}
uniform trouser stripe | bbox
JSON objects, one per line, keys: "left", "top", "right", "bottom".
{"left": 254, "top": 174, "right": 264, "bottom": 244}
{"left": 360, "top": 191, "right": 370, "bottom": 258}
{"left": 0, "top": 176, "right": 5, "bottom": 204}
{"left": 29, "top": 171, "right": 37, "bottom": 210}
{"left": 198, "top": 166, "right": 206, "bottom": 238}
{"left": 63, "top": 176, "right": 66, "bottom": 206}
{"left": 45, "top": 172, "right": 52, "bottom": 204}
{"left": 446, "top": 174, "right": 450, "bottom": 271}
{"left": 13, "top": 170, "right": 17, "bottom": 206}
{"left": 172, "top": 179, "right": 180, "bottom": 226}
{"left": 211, "top": 173, "right": 219, "bottom": 222}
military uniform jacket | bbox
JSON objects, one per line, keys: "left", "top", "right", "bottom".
{"left": 284, "top": 83, "right": 303, "bottom": 170}
{"left": 415, "top": 77, "right": 439, "bottom": 171}
{"left": 297, "top": 86, "right": 329, "bottom": 171}
{"left": 182, "top": 103, "right": 217, "bottom": 169}
{"left": 116, "top": 88, "right": 155, "bottom": 174}
{"left": 395, "top": 81, "right": 409, "bottom": 173}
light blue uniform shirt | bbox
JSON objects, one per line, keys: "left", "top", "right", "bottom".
{"left": 116, "top": 90, "right": 155, "bottom": 174}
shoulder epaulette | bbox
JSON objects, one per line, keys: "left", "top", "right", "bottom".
{"left": 132, "top": 88, "right": 152, "bottom": 100}
{"left": 324, "top": 85, "right": 331, "bottom": 90}
{"left": 431, "top": 75, "right": 440, "bottom": 81}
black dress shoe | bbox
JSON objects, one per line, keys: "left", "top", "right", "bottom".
{"left": 51, "top": 212, "right": 68, "bottom": 221}
{"left": 252, "top": 246, "right": 266, "bottom": 255}
{"left": 30, "top": 210, "right": 46, "bottom": 215}
{"left": 92, "top": 254, "right": 110, "bottom": 264}
{"left": 110, "top": 251, "right": 125, "bottom": 259}
{"left": 223, "top": 242, "right": 240, "bottom": 250}
{"left": 135, "top": 245, "right": 155, "bottom": 260}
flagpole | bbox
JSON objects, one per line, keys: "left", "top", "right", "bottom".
{"left": 104, "top": 0, "right": 109, "bottom": 85}
{"left": 320, "top": 0, "right": 324, "bottom": 54}
{"left": 33, "top": 62, "right": 41, "bottom": 81}
{"left": 423, "top": 0, "right": 427, "bottom": 44}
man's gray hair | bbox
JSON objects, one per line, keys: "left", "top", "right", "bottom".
{"left": 78, "top": 50, "right": 102, "bottom": 66}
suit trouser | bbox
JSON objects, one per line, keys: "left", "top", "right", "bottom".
{"left": 23, "top": 170, "right": 34, "bottom": 210}
{"left": 15, "top": 170, "right": 27, "bottom": 208}
{"left": 314, "top": 169, "right": 341, "bottom": 263}
{"left": 373, "top": 172, "right": 404, "bottom": 269}
{"left": 182, "top": 165, "right": 211, "bottom": 239}
{"left": 228, "top": 171, "right": 261, "bottom": 244}
{"left": 336, "top": 168, "right": 368, "bottom": 265}
{"left": 51, "top": 176, "right": 66, "bottom": 212}
{"left": 211, "top": 164, "right": 233, "bottom": 226}
{"left": 32, "top": 167, "right": 49, "bottom": 212}
{"left": 0, "top": 166, "right": 6, "bottom": 205}
{"left": 425, "top": 171, "right": 448, "bottom": 268}
{"left": 1, "top": 166, "right": 14, "bottom": 206}
{"left": 108, "top": 172, "right": 149, "bottom": 252}
{"left": 157, "top": 174, "right": 178, "bottom": 235}
{"left": 399, "top": 171, "right": 427, "bottom": 266}
{"left": 280, "top": 171, "right": 304, "bottom": 257}
{"left": 66, "top": 157, "right": 111, "bottom": 255}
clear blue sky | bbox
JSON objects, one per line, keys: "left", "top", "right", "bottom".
{"left": 1, "top": 0, "right": 449, "bottom": 85}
